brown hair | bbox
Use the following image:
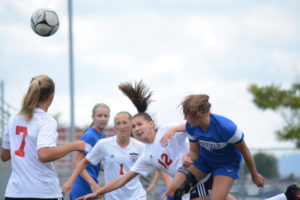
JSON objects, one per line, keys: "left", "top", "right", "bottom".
{"left": 118, "top": 80, "right": 153, "bottom": 122}
{"left": 19, "top": 75, "right": 55, "bottom": 122}
{"left": 181, "top": 94, "right": 211, "bottom": 118}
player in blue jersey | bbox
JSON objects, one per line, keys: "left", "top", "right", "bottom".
{"left": 70, "top": 103, "right": 110, "bottom": 200}
{"left": 161, "top": 94, "right": 265, "bottom": 200}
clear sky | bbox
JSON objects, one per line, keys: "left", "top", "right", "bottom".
{"left": 0, "top": 0, "right": 299, "bottom": 149}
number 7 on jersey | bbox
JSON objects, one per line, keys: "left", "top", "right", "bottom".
{"left": 15, "top": 126, "right": 28, "bottom": 157}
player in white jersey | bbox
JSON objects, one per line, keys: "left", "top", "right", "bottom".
{"left": 266, "top": 183, "right": 300, "bottom": 200}
{"left": 62, "top": 111, "right": 147, "bottom": 200}
{"left": 0, "top": 75, "right": 85, "bottom": 200}
{"left": 77, "top": 80, "right": 234, "bottom": 200}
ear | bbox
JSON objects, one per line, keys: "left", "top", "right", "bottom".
{"left": 49, "top": 92, "right": 55, "bottom": 101}
{"left": 149, "top": 120, "right": 155, "bottom": 128}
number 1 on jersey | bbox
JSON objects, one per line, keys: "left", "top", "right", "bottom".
{"left": 15, "top": 126, "right": 28, "bottom": 157}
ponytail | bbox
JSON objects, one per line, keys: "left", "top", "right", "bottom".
{"left": 19, "top": 75, "right": 55, "bottom": 122}
{"left": 118, "top": 80, "right": 154, "bottom": 122}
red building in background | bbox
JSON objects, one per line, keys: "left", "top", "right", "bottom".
{"left": 55, "top": 126, "right": 116, "bottom": 179}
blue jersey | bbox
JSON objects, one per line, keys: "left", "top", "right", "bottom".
{"left": 186, "top": 114, "right": 244, "bottom": 165}
{"left": 70, "top": 127, "right": 106, "bottom": 200}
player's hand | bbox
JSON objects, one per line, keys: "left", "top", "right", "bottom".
{"left": 252, "top": 173, "right": 265, "bottom": 188}
{"left": 146, "top": 184, "right": 155, "bottom": 194}
{"left": 73, "top": 140, "right": 86, "bottom": 152}
{"left": 76, "top": 192, "right": 97, "bottom": 200}
{"left": 61, "top": 180, "right": 73, "bottom": 195}
{"left": 182, "top": 154, "right": 193, "bottom": 168}
{"left": 160, "top": 128, "right": 176, "bottom": 145}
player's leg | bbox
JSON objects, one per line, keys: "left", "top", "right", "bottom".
{"left": 189, "top": 173, "right": 213, "bottom": 200}
{"left": 210, "top": 175, "right": 234, "bottom": 200}
{"left": 166, "top": 165, "right": 207, "bottom": 199}
{"left": 190, "top": 174, "right": 236, "bottom": 200}
{"left": 165, "top": 170, "right": 186, "bottom": 199}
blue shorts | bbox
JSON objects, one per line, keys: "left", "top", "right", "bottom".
{"left": 193, "top": 156, "right": 241, "bottom": 179}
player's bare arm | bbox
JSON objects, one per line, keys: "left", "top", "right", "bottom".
{"left": 73, "top": 152, "right": 99, "bottom": 192}
{"left": 235, "top": 140, "right": 265, "bottom": 187}
{"left": 146, "top": 170, "right": 160, "bottom": 194}
{"left": 183, "top": 141, "right": 199, "bottom": 168}
{"left": 62, "top": 157, "right": 90, "bottom": 194}
{"left": 77, "top": 170, "right": 139, "bottom": 200}
{"left": 38, "top": 140, "right": 85, "bottom": 162}
{"left": 160, "top": 124, "right": 186, "bottom": 144}
{"left": 159, "top": 170, "right": 171, "bottom": 188}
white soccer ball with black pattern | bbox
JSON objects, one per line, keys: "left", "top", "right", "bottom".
{"left": 31, "top": 8, "right": 59, "bottom": 37}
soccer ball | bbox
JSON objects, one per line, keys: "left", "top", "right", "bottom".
{"left": 31, "top": 8, "right": 59, "bottom": 37}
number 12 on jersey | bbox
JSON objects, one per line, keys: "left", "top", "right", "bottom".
{"left": 158, "top": 153, "right": 173, "bottom": 169}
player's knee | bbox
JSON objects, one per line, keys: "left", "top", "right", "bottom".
{"left": 166, "top": 184, "right": 177, "bottom": 197}
{"left": 174, "top": 167, "right": 197, "bottom": 200}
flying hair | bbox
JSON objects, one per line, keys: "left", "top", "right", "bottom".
{"left": 118, "top": 80, "right": 154, "bottom": 121}
{"left": 118, "top": 80, "right": 153, "bottom": 113}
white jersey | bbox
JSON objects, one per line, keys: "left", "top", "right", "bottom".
{"left": 86, "top": 135, "right": 146, "bottom": 200}
{"left": 131, "top": 126, "right": 190, "bottom": 199}
{"left": 2, "top": 108, "right": 62, "bottom": 198}
{"left": 130, "top": 126, "right": 212, "bottom": 200}
{"left": 265, "top": 193, "right": 287, "bottom": 200}
{"left": 131, "top": 126, "right": 188, "bottom": 177}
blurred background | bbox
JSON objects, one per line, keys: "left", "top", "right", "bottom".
{"left": 1, "top": 0, "right": 300, "bottom": 199}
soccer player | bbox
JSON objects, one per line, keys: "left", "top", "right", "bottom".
{"left": 0, "top": 75, "right": 85, "bottom": 200}
{"left": 62, "top": 111, "right": 146, "bottom": 200}
{"left": 161, "top": 94, "right": 265, "bottom": 200}
{"left": 76, "top": 80, "right": 235, "bottom": 200}
{"left": 266, "top": 183, "right": 300, "bottom": 200}
{"left": 70, "top": 103, "right": 110, "bottom": 200}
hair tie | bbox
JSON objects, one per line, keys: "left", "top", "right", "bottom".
{"left": 92, "top": 105, "right": 110, "bottom": 115}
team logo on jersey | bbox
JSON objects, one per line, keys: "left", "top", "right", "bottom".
{"left": 129, "top": 152, "right": 139, "bottom": 163}
{"left": 198, "top": 140, "right": 227, "bottom": 151}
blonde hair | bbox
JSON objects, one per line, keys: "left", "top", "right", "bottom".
{"left": 19, "top": 75, "right": 55, "bottom": 122}
{"left": 181, "top": 94, "right": 211, "bottom": 118}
